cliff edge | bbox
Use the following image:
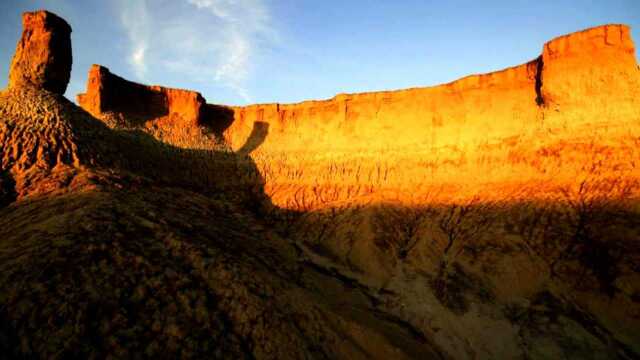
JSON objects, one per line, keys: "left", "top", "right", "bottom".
{"left": 78, "top": 24, "right": 640, "bottom": 152}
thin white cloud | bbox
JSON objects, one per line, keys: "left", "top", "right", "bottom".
{"left": 118, "top": 0, "right": 151, "bottom": 80}
{"left": 115, "top": 0, "right": 277, "bottom": 103}
{"left": 130, "top": 46, "right": 147, "bottom": 76}
{"left": 214, "top": 32, "right": 251, "bottom": 101}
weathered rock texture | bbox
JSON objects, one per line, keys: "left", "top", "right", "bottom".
{"left": 8, "top": 10, "right": 72, "bottom": 94}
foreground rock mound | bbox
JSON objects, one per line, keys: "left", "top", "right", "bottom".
{"left": 8, "top": 10, "right": 72, "bottom": 94}
{"left": 0, "top": 182, "right": 445, "bottom": 359}
{"left": 1, "top": 10, "right": 447, "bottom": 360}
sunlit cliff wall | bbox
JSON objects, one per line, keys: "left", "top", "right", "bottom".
{"left": 227, "top": 25, "right": 638, "bottom": 149}
{"left": 222, "top": 24, "right": 640, "bottom": 207}
{"left": 79, "top": 24, "right": 640, "bottom": 208}
{"left": 227, "top": 58, "right": 541, "bottom": 151}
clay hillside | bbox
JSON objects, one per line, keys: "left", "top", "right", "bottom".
{"left": 1, "top": 9, "right": 639, "bottom": 360}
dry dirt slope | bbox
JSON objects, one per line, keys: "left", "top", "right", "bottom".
{"left": 0, "top": 11, "right": 449, "bottom": 358}
{"left": 0, "top": 86, "right": 447, "bottom": 359}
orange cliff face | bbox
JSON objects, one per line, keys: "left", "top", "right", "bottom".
{"left": 79, "top": 24, "right": 640, "bottom": 208}
{"left": 226, "top": 59, "right": 542, "bottom": 151}
{"left": 226, "top": 24, "right": 639, "bottom": 151}
{"left": 541, "top": 24, "right": 638, "bottom": 108}
{"left": 222, "top": 24, "right": 640, "bottom": 207}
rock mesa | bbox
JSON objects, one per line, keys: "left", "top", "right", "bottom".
{"left": 78, "top": 65, "right": 233, "bottom": 131}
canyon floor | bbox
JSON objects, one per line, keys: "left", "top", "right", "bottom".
{"left": 1, "top": 10, "right": 639, "bottom": 360}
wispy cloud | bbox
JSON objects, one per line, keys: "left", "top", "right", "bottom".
{"left": 115, "top": 0, "right": 277, "bottom": 103}
{"left": 118, "top": 0, "right": 151, "bottom": 80}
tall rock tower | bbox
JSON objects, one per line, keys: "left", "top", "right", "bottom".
{"left": 8, "top": 10, "right": 72, "bottom": 94}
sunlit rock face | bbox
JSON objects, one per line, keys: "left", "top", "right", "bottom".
{"left": 541, "top": 25, "right": 638, "bottom": 108}
{"left": 8, "top": 10, "right": 72, "bottom": 94}
{"left": 226, "top": 24, "right": 639, "bottom": 150}
{"left": 79, "top": 24, "right": 640, "bottom": 208}
{"left": 226, "top": 58, "right": 543, "bottom": 151}
{"left": 221, "top": 24, "right": 640, "bottom": 207}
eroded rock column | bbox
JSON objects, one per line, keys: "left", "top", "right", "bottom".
{"left": 8, "top": 10, "right": 72, "bottom": 94}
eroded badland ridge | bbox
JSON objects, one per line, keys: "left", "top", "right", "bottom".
{"left": 79, "top": 24, "right": 640, "bottom": 207}
{"left": 1, "top": 9, "right": 640, "bottom": 359}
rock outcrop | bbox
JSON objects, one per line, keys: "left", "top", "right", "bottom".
{"left": 78, "top": 65, "right": 207, "bottom": 127}
{"left": 541, "top": 24, "right": 638, "bottom": 107}
{"left": 79, "top": 25, "right": 639, "bottom": 153}
{"left": 77, "top": 65, "right": 236, "bottom": 149}
{"left": 8, "top": 10, "right": 72, "bottom": 94}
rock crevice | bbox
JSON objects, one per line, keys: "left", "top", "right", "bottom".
{"left": 535, "top": 56, "right": 544, "bottom": 106}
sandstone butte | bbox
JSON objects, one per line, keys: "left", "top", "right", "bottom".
{"left": 77, "top": 24, "right": 640, "bottom": 208}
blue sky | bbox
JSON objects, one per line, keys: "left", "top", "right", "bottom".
{"left": 1, "top": 0, "right": 639, "bottom": 105}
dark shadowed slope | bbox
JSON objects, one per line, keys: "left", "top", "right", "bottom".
{"left": 0, "top": 10, "right": 447, "bottom": 360}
